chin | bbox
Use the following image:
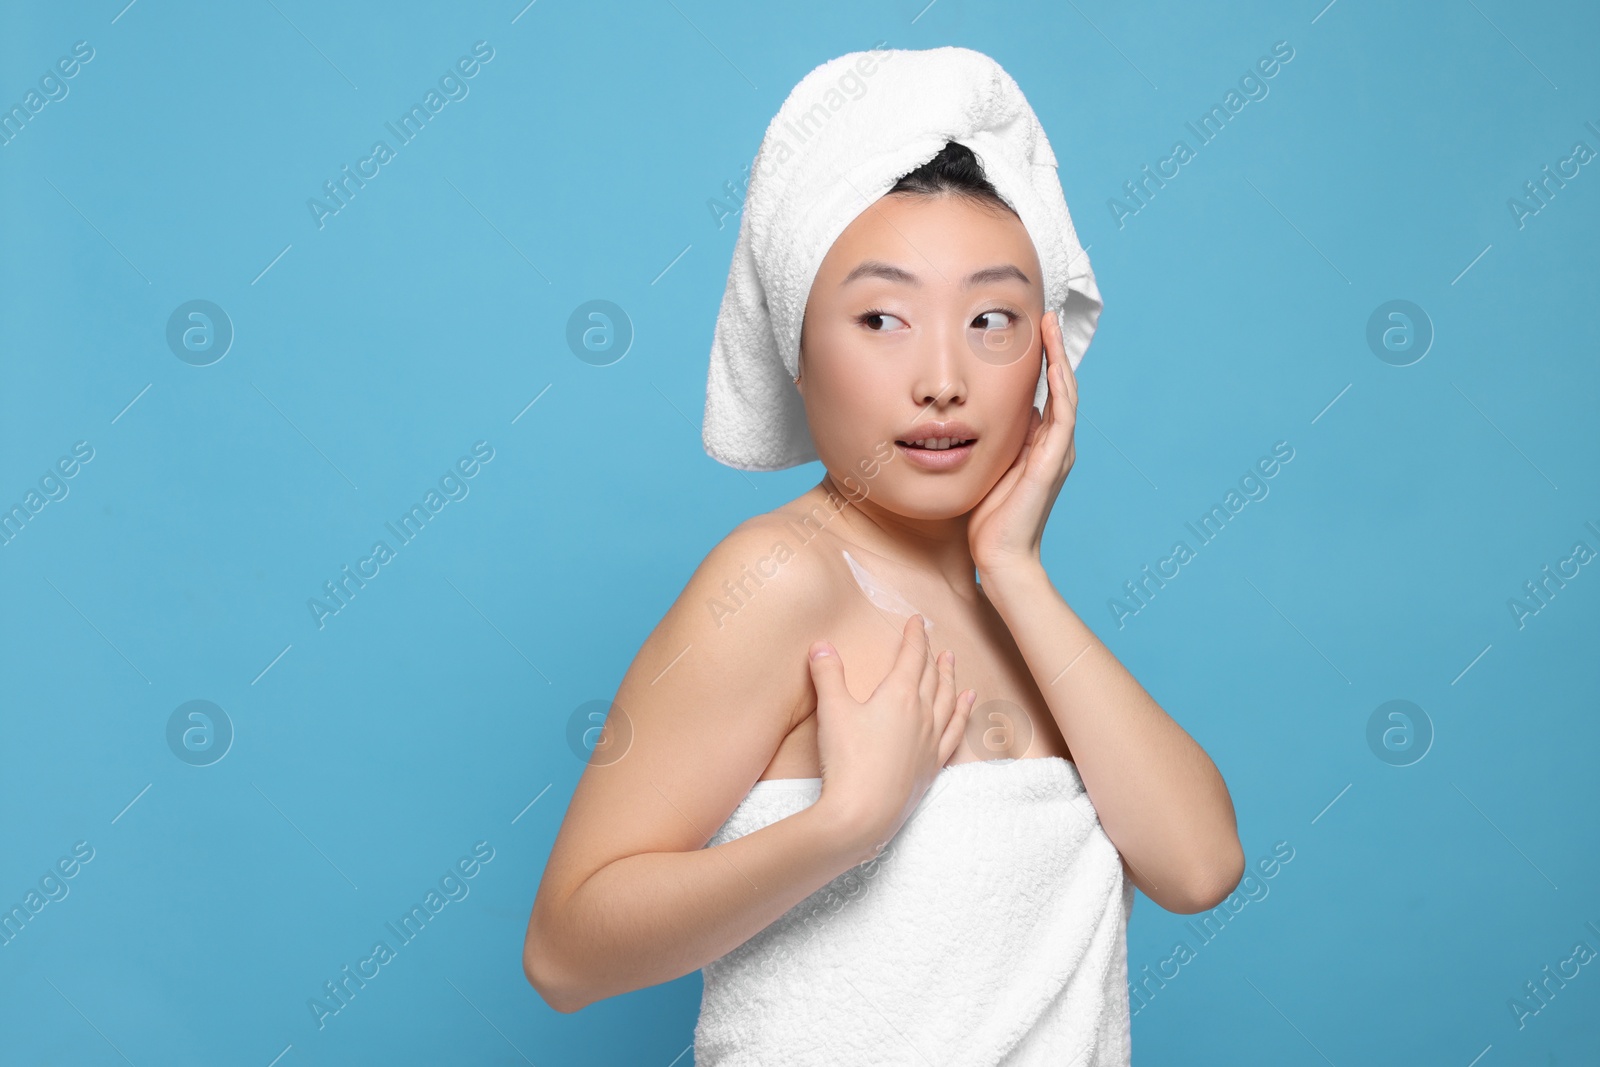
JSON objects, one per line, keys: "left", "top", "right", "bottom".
{"left": 875, "top": 475, "right": 988, "bottom": 521}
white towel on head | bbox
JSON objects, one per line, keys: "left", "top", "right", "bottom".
{"left": 702, "top": 45, "right": 1104, "bottom": 472}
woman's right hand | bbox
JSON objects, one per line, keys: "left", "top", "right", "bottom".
{"left": 805, "top": 613, "right": 977, "bottom": 860}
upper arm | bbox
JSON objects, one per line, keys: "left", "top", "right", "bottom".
{"left": 526, "top": 517, "right": 829, "bottom": 944}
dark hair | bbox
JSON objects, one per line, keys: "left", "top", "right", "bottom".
{"left": 886, "top": 140, "right": 1015, "bottom": 217}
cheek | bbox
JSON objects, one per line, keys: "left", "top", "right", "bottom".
{"left": 811, "top": 345, "right": 892, "bottom": 421}
{"left": 1007, "top": 339, "right": 1046, "bottom": 396}
{"left": 984, "top": 356, "right": 1042, "bottom": 418}
{"left": 813, "top": 384, "right": 889, "bottom": 457}
{"left": 808, "top": 380, "right": 916, "bottom": 480}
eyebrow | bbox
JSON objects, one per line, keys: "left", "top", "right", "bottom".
{"left": 839, "top": 259, "right": 1032, "bottom": 289}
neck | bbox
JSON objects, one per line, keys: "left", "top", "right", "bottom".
{"left": 815, "top": 473, "right": 982, "bottom": 601}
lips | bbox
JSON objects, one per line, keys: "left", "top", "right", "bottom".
{"left": 896, "top": 420, "right": 979, "bottom": 449}
{"left": 893, "top": 420, "right": 979, "bottom": 471}
{"left": 899, "top": 436, "right": 972, "bottom": 451}
{"left": 894, "top": 439, "right": 975, "bottom": 470}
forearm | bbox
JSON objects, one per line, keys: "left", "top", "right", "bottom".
{"left": 982, "top": 560, "right": 1243, "bottom": 910}
{"left": 531, "top": 799, "right": 875, "bottom": 1011}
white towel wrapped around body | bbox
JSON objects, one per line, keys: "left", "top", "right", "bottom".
{"left": 694, "top": 756, "right": 1134, "bottom": 1065}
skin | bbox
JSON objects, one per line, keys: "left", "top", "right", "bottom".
{"left": 521, "top": 191, "right": 1245, "bottom": 1014}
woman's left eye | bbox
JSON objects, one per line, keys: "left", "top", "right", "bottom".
{"left": 973, "top": 309, "right": 1017, "bottom": 330}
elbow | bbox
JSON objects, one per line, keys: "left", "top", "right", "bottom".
{"left": 1170, "top": 841, "right": 1246, "bottom": 915}
{"left": 523, "top": 928, "right": 588, "bottom": 1014}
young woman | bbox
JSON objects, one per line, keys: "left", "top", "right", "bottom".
{"left": 523, "top": 51, "right": 1244, "bottom": 1066}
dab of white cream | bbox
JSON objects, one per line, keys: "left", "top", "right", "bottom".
{"left": 842, "top": 549, "right": 933, "bottom": 634}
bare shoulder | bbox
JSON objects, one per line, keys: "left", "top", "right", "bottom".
{"left": 530, "top": 500, "right": 838, "bottom": 914}
{"left": 691, "top": 508, "right": 837, "bottom": 643}
{"left": 636, "top": 504, "right": 841, "bottom": 732}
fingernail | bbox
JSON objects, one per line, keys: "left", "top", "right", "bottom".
{"left": 810, "top": 643, "right": 833, "bottom": 661}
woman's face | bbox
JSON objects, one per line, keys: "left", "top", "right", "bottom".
{"left": 797, "top": 190, "right": 1046, "bottom": 521}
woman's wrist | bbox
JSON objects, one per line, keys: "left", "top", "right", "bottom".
{"left": 805, "top": 792, "right": 889, "bottom": 869}
{"left": 977, "top": 555, "right": 1048, "bottom": 603}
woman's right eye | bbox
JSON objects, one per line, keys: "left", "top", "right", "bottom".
{"left": 858, "top": 309, "right": 908, "bottom": 332}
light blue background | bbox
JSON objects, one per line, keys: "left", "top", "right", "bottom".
{"left": 2, "top": 1, "right": 1597, "bottom": 1064}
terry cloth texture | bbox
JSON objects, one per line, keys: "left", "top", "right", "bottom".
{"left": 693, "top": 756, "right": 1134, "bottom": 1065}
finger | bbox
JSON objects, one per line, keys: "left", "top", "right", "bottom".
{"left": 1035, "top": 370, "right": 1061, "bottom": 461}
{"left": 1037, "top": 311, "right": 1058, "bottom": 419}
{"left": 939, "top": 689, "right": 978, "bottom": 766}
{"left": 1046, "top": 313, "right": 1072, "bottom": 411}
{"left": 919, "top": 646, "right": 947, "bottom": 712}
{"left": 1034, "top": 354, "right": 1074, "bottom": 469}
{"left": 1020, "top": 411, "right": 1042, "bottom": 465}
{"left": 1049, "top": 311, "right": 1078, "bottom": 416}
{"left": 1056, "top": 313, "right": 1079, "bottom": 411}
{"left": 806, "top": 640, "right": 850, "bottom": 709}
{"left": 930, "top": 648, "right": 956, "bottom": 735}
{"left": 1046, "top": 361, "right": 1077, "bottom": 474}
{"left": 886, "top": 612, "right": 930, "bottom": 695}
{"left": 914, "top": 624, "right": 942, "bottom": 707}
{"left": 1051, "top": 359, "right": 1073, "bottom": 432}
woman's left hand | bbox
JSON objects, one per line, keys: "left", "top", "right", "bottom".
{"left": 967, "top": 308, "right": 1079, "bottom": 579}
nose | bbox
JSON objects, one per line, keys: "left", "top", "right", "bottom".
{"left": 912, "top": 317, "right": 968, "bottom": 407}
